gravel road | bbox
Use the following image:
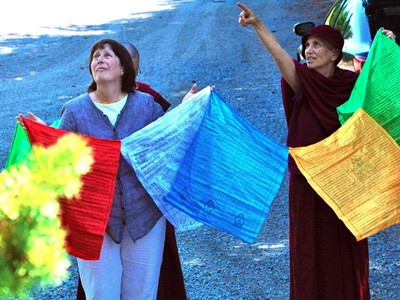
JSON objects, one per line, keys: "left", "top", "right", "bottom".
{"left": 1, "top": 0, "right": 399, "bottom": 299}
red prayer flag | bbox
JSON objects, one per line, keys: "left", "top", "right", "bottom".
{"left": 22, "top": 117, "right": 121, "bottom": 260}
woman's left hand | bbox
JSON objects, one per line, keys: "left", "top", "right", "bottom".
{"left": 182, "top": 83, "right": 198, "bottom": 102}
{"left": 182, "top": 84, "right": 216, "bottom": 102}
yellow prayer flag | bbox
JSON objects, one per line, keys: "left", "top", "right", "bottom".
{"left": 289, "top": 108, "right": 400, "bottom": 241}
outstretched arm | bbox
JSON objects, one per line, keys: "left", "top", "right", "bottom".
{"left": 237, "top": 2, "right": 300, "bottom": 92}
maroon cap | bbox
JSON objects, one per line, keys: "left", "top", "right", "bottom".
{"left": 301, "top": 25, "right": 344, "bottom": 65}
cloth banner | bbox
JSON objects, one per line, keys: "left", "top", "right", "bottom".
{"left": 5, "top": 119, "right": 61, "bottom": 170}
{"left": 5, "top": 124, "right": 32, "bottom": 170}
{"left": 122, "top": 87, "right": 288, "bottom": 243}
{"left": 21, "top": 117, "right": 121, "bottom": 260}
{"left": 122, "top": 87, "right": 212, "bottom": 233}
{"left": 337, "top": 30, "right": 400, "bottom": 144}
{"left": 289, "top": 108, "right": 400, "bottom": 241}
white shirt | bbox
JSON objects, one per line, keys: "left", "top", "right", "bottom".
{"left": 92, "top": 94, "right": 128, "bottom": 126}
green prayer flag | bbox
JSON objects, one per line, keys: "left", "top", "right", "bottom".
{"left": 5, "top": 124, "right": 32, "bottom": 170}
{"left": 5, "top": 119, "right": 61, "bottom": 170}
{"left": 337, "top": 30, "right": 400, "bottom": 144}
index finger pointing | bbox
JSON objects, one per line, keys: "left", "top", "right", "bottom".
{"left": 236, "top": 2, "right": 250, "bottom": 13}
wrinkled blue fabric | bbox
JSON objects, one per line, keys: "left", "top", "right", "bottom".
{"left": 164, "top": 90, "right": 288, "bottom": 243}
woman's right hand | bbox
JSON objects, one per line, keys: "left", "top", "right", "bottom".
{"left": 16, "top": 112, "right": 47, "bottom": 129}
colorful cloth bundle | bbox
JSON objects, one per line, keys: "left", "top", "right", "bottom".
{"left": 5, "top": 31, "right": 399, "bottom": 247}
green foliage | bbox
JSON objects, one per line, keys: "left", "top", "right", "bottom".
{"left": 0, "top": 134, "right": 93, "bottom": 298}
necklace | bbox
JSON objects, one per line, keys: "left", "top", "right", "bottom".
{"left": 92, "top": 91, "right": 126, "bottom": 104}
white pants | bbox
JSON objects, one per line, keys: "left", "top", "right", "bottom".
{"left": 77, "top": 217, "right": 166, "bottom": 300}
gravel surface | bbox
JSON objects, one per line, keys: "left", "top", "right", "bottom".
{"left": 1, "top": 0, "right": 399, "bottom": 299}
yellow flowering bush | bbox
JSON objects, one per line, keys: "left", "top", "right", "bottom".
{"left": 0, "top": 134, "right": 93, "bottom": 298}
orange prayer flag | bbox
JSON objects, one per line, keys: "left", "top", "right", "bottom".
{"left": 289, "top": 109, "right": 400, "bottom": 241}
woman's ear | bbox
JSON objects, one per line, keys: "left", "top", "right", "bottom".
{"left": 331, "top": 48, "right": 340, "bottom": 62}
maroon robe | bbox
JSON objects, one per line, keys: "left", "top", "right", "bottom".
{"left": 76, "top": 83, "right": 186, "bottom": 300}
{"left": 281, "top": 61, "right": 370, "bottom": 300}
{"left": 136, "top": 81, "right": 171, "bottom": 112}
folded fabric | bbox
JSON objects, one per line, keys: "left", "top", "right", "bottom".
{"left": 290, "top": 108, "right": 400, "bottom": 241}
{"left": 22, "top": 117, "right": 121, "bottom": 260}
{"left": 5, "top": 124, "right": 32, "bottom": 170}
{"left": 6, "top": 119, "right": 61, "bottom": 170}
{"left": 337, "top": 30, "right": 400, "bottom": 144}
{"left": 122, "top": 87, "right": 288, "bottom": 243}
{"left": 122, "top": 88, "right": 211, "bottom": 233}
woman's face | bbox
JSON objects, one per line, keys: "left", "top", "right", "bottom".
{"left": 90, "top": 44, "right": 124, "bottom": 85}
{"left": 304, "top": 36, "right": 339, "bottom": 73}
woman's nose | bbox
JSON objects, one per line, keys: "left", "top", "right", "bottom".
{"left": 96, "top": 54, "right": 105, "bottom": 63}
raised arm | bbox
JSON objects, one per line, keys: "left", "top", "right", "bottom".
{"left": 237, "top": 2, "right": 300, "bottom": 92}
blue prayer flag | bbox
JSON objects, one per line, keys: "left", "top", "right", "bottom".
{"left": 122, "top": 87, "right": 288, "bottom": 243}
{"left": 163, "top": 90, "right": 288, "bottom": 243}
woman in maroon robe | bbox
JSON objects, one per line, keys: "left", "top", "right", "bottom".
{"left": 237, "top": 2, "right": 373, "bottom": 299}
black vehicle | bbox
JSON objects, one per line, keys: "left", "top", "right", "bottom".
{"left": 294, "top": 0, "right": 400, "bottom": 72}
